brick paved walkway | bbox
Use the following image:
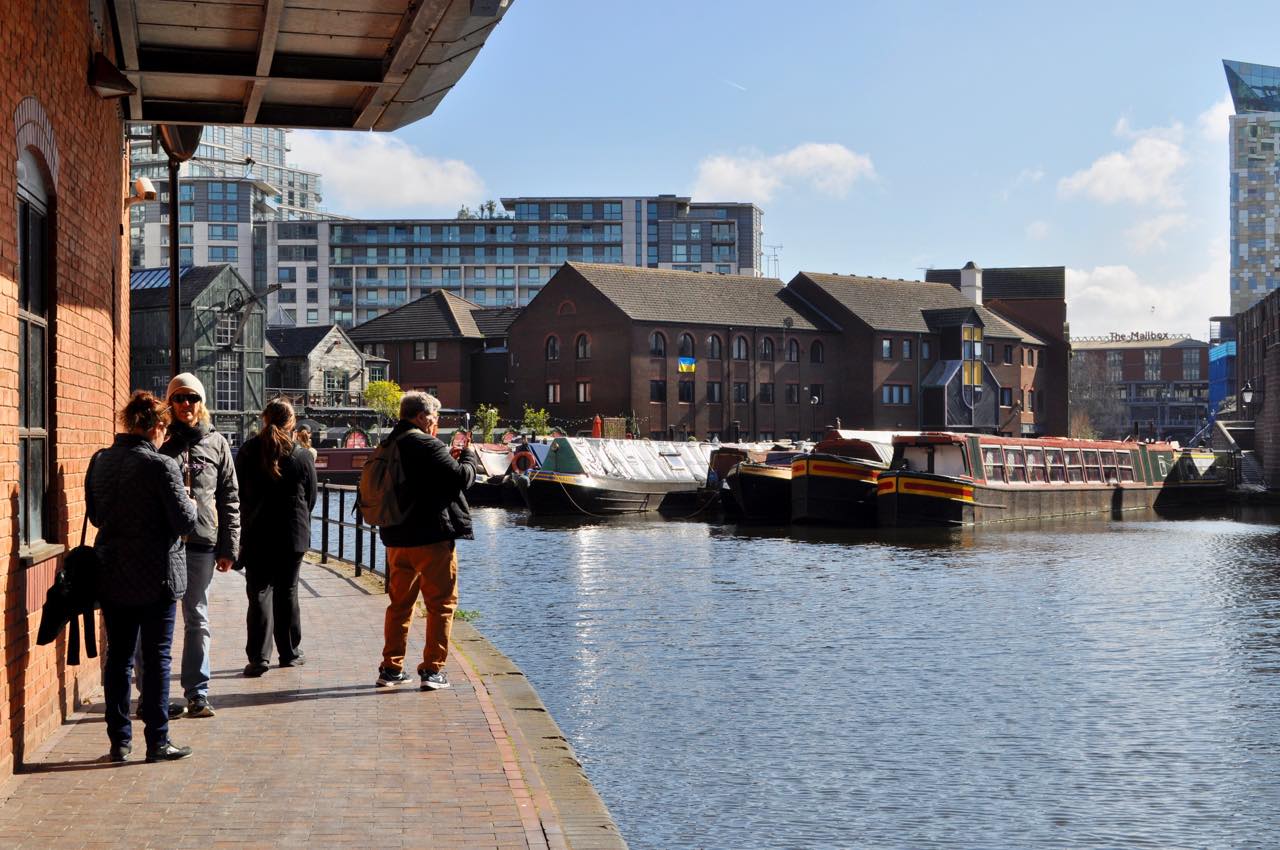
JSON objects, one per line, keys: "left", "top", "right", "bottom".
{"left": 0, "top": 558, "right": 576, "bottom": 850}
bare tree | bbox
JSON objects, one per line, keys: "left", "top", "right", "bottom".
{"left": 1068, "top": 351, "right": 1129, "bottom": 439}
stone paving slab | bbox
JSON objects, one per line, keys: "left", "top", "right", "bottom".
{"left": 0, "top": 556, "right": 605, "bottom": 850}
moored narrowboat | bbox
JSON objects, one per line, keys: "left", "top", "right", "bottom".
{"left": 515, "top": 437, "right": 714, "bottom": 516}
{"left": 725, "top": 450, "right": 803, "bottom": 523}
{"left": 790, "top": 430, "right": 895, "bottom": 525}
{"left": 876, "top": 432, "right": 1189, "bottom": 527}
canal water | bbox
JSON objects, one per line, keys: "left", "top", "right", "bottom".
{"left": 316, "top": 500, "right": 1280, "bottom": 849}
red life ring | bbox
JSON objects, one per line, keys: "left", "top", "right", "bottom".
{"left": 512, "top": 450, "right": 536, "bottom": 473}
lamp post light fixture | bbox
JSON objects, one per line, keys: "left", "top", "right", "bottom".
{"left": 1242, "top": 381, "right": 1255, "bottom": 420}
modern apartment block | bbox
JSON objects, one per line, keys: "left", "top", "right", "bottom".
{"left": 264, "top": 195, "right": 763, "bottom": 328}
{"left": 128, "top": 176, "right": 278, "bottom": 284}
{"left": 128, "top": 125, "right": 329, "bottom": 283}
{"left": 1071, "top": 335, "right": 1210, "bottom": 441}
{"left": 1223, "top": 60, "right": 1280, "bottom": 315}
{"left": 130, "top": 124, "right": 325, "bottom": 219}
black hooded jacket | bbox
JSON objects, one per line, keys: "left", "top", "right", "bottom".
{"left": 377, "top": 420, "right": 480, "bottom": 548}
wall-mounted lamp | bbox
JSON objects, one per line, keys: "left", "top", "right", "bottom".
{"left": 1242, "top": 381, "right": 1255, "bottom": 405}
{"left": 123, "top": 176, "right": 156, "bottom": 206}
{"left": 90, "top": 53, "right": 136, "bottom": 99}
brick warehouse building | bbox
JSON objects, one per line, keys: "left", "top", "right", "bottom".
{"left": 507, "top": 264, "right": 841, "bottom": 440}
{"left": 2, "top": 2, "right": 134, "bottom": 776}
{"left": 347, "top": 290, "right": 519, "bottom": 411}
{"left": 1071, "top": 335, "right": 1210, "bottom": 442}
{"left": 505, "top": 263, "right": 1055, "bottom": 438}
{"left": 0, "top": 0, "right": 511, "bottom": 781}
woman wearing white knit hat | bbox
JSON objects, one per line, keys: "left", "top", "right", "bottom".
{"left": 155, "top": 371, "right": 241, "bottom": 718}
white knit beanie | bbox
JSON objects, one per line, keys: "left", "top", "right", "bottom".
{"left": 166, "top": 371, "right": 207, "bottom": 402}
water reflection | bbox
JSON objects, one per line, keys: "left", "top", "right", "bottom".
{"left": 328, "top": 499, "right": 1280, "bottom": 848}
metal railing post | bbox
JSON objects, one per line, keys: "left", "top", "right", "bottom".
{"left": 369, "top": 526, "right": 378, "bottom": 578}
{"left": 338, "top": 489, "right": 346, "bottom": 562}
{"left": 320, "top": 483, "right": 329, "bottom": 564}
{"left": 354, "top": 510, "right": 364, "bottom": 577}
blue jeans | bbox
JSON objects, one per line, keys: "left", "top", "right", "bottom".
{"left": 180, "top": 547, "right": 216, "bottom": 699}
{"left": 134, "top": 547, "right": 216, "bottom": 701}
{"left": 103, "top": 599, "right": 177, "bottom": 751}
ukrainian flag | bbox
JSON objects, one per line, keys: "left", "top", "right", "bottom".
{"left": 678, "top": 357, "right": 696, "bottom": 373}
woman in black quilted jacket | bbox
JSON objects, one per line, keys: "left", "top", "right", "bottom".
{"left": 87, "top": 391, "right": 197, "bottom": 763}
{"left": 235, "top": 398, "right": 317, "bottom": 676}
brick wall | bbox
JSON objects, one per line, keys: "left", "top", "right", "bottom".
{"left": 0, "top": 1, "right": 128, "bottom": 778}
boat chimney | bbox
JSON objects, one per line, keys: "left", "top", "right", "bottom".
{"left": 960, "top": 260, "right": 982, "bottom": 306}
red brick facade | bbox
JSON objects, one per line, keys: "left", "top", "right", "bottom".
{"left": 1, "top": 2, "right": 130, "bottom": 777}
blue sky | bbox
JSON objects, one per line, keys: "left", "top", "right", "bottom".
{"left": 290, "top": 2, "right": 1269, "bottom": 338}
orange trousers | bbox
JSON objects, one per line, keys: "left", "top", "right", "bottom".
{"left": 381, "top": 541, "right": 458, "bottom": 674}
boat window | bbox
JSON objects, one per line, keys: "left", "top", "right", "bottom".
{"left": 1082, "top": 450, "right": 1102, "bottom": 482}
{"left": 659, "top": 452, "right": 688, "bottom": 472}
{"left": 1044, "top": 448, "right": 1065, "bottom": 483}
{"left": 982, "top": 446, "right": 1005, "bottom": 483}
{"left": 1100, "top": 450, "right": 1119, "bottom": 484}
{"left": 1117, "top": 450, "right": 1136, "bottom": 482}
{"left": 934, "top": 445, "right": 967, "bottom": 477}
{"left": 1025, "top": 447, "right": 1047, "bottom": 483}
{"left": 903, "top": 446, "right": 932, "bottom": 472}
{"left": 1064, "top": 449, "right": 1084, "bottom": 483}
{"left": 1157, "top": 454, "right": 1169, "bottom": 478}
{"left": 1004, "top": 448, "right": 1027, "bottom": 483}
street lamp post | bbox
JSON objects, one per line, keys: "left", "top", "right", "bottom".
{"left": 1242, "top": 381, "right": 1255, "bottom": 420}
{"left": 809, "top": 393, "right": 819, "bottom": 441}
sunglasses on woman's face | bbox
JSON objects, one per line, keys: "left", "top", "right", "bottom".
{"left": 170, "top": 393, "right": 201, "bottom": 405}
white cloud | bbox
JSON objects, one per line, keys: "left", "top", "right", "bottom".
{"left": 1197, "top": 94, "right": 1234, "bottom": 142}
{"left": 288, "top": 131, "right": 485, "bottom": 217}
{"left": 1058, "top": 127, "right": 1188, "bottom": 207}
{"left": 1066, "top": 236, "right": 1228, "bottom": 337}
{"left": 692, "top": 142, "right": 874, "bottom": 203}
{"left": 1025, "top": 220, "right": 1049, "bottom": 241}
{"left": 1124, "top": 213, "right": 1188, "bottom": 254}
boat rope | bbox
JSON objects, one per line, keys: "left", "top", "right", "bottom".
{"left": 555, "top": 479, "right": 616, "bottom": 519}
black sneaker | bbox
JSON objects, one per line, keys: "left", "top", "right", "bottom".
{"left": 144, "top": 741, "right": 193, "bottom": 763}
{"left": 135, "top": 702, "right": 186, "bottom": 720}
{"left": 109, "top": 742, "right": 131, "bottom": 763}
{"left": 420, "top": 670, "right": 450, "bottom": 691}
{"left": 376, "top": 667, "right": 411, "bottom": 687}
{"left": 185, "top": 695, "right": 215, "bottom": 718}
{"left": 243, "top": 662, "right": 270, "bottom": 678}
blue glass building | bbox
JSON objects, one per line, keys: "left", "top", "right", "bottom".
{"left": 1224, "top": 60, "right": 1280, "bottom": 315}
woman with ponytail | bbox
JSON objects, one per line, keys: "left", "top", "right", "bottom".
{"left": 234, "top": 398, "right": 317, "bottom": 676}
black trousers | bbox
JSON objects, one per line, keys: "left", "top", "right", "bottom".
{"left": 244, "top": 551, "right": 304, "bottom": 665}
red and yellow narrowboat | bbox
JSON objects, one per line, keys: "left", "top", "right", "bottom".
{"left": 876, "top": 432, "right": 1228, "bottom": 527}
{"left": 790, "top": 431, "right": 895, "bottom": 525}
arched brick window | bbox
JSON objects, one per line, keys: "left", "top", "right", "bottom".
{"left": 575, "top": 333, "right": 591, "bottom": 359}
{"left": 786, "top": 338, "right": 800, "bottom": 362}
{"left": 732, "top": 335, "right": 749, "bottom": 360}
{"left": 678, "top": 333, "right": 694, "bottom": 357}
{"left": 545, "top": 334, "right": 560, "bottom": 360}
{"left": 760, "top": 337, "right": 774, "bottom": 361}
{"left": 707, "top": 334, "right": 722, "bottom": 359}
{"left": 810, "top": 340, "right": 825, "bottom": 363}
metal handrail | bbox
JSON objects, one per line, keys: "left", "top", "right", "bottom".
{"left": 313, "top": 481, "right": 381, "bottom": 581}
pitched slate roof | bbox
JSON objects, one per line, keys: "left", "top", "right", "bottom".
{"left": 560, "top": 262, "right": 832, "bottom": 331}
{"left": 347, "top": 289, "right": 501, "bottom": 342}
{"left": 265, "top": 325, "right": 336, "bottom": 359}
{"left": 925, "top": 266, "right": 1066, "bottom": 300}
{"left": 473, "top": 307, "right": 522, "bottom": 338}
{"left": 129, "top": 265, "right": 232, "bottom": 310}
{"left": 795, "top": 272, "right": 1044, "bottom": 344}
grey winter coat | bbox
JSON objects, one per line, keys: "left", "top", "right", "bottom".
{"left": 160, "top": 419, "right": 240, "bottom": 559}
{"left": 87, "top": 434, "right": 197, "bottom": 607}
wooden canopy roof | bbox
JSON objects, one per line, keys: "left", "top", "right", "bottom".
{"left": 107, "top": 0, "right": 514, "bottom": 130}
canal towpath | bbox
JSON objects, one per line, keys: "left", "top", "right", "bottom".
{"left": 0, "top": 554, "right": 625, "bottom": 850}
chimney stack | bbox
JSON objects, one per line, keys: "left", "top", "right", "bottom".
{"left": 960, "top": 260, "right": 982, "bottom": 305}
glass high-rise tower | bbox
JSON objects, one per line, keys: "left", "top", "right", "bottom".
{"left": 1224, "top": 60, "right": 1280, "bottom": 314}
